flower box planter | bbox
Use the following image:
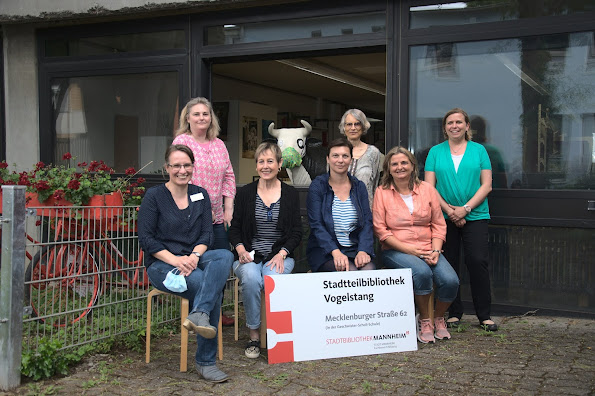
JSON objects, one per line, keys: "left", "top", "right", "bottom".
{"left": 0, "top": 191, "right": 123, "bottom": 219}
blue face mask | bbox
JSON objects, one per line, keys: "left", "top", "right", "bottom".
{"left": 163, "top": 268, "right": 187, "bottom": 293}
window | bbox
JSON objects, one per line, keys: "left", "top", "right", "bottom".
{"left": 409, "top": 31, "right": 595, "bottom": 190}
{"left": 206, "top": 12, "right": 385, "bottom": 45}
{"left": 51, "top": 73, "right": 179, "bottom": 173}
{"left": 409, "top": 0, "right": 595, "bottom": 29}
{"left": 45, "top": 30, "right": 185, "bottom": 57}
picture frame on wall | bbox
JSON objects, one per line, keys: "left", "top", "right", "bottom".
{"left": 242, "top": 116, "right": 258, "bottom": 158}
{"left": 213, "top": 102, "right": 230, "bottom": 141}
{"left": 277, "top": 112, "right": 290, "bottom": 128}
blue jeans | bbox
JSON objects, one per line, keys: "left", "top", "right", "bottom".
{"left": 233, "top": 258, "right": 295, "bottom": 329}
{"left": 146, "top": 249, "right": 234, "bottom": 366}
{"left": 382, "top": 250, "right": 459, "bottom": 302}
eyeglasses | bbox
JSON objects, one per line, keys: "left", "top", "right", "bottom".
{"left": 345, "top": 122, "right": 362, "bottom": 128}
{"left": 167, "top": 163, "right": 194, "bottom": 171}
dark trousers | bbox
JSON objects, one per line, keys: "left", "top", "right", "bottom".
{"left": 443, "top": 219, "right": 492, "bottom": 322}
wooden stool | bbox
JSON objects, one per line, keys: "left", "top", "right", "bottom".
{"left": 146, "top": 288, "right": 223, "bottom": 372}
{"left": 234, "top": 278, "right": 267, "bottom": 348}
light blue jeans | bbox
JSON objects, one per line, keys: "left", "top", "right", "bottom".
{"left": 146, "top": 249, "right": 234, "bottom": 366}
{"left": 233, "top": 258, "right": 295, "bottom": 329}
{"left": 382, "top": 250, "right": 459, "bottom": 302}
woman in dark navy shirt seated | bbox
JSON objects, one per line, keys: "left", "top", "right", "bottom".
{"left": 138, "top": 144, "right": 233, "bottom": 383}
{"left": 306, "top": 138, "right": 375, "bottom": 272}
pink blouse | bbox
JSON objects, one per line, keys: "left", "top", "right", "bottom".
{"left": 373, "top": 181, "right": 446, "bottom": 251}
{"left": 172, "top": 134, "right": 236, "bottom": 224}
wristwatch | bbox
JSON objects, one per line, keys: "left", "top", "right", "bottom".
{"left": 463, "top": 205, "right": 472, "bottom": 213}
{"left": 192, "top": 252, "right": 201, "bottom": 259}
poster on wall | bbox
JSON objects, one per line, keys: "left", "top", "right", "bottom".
{"left": 263, "top": 269, "right": 417, "bottom": 364}
{"left": 213, "top": 102, "right": 229, "bottom": 141}
{"left": 242, "top": 116, "right": 258, "bottom": 158}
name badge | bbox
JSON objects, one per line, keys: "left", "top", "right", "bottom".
{"left": 190, "top": 193, "right": 204, "bottom": 202}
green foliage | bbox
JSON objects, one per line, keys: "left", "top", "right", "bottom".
{"left": 361, "top": 380, "right": 372, "bottom": 394}
{"left": 26, "top": 383, "right": 61, "bottom": 396}
{"left": 122, "top": 327, "right": 147, "bottom": 353}
{"left": 21, "top": 290, "right": 184, "bottom": 382}
{"left": 21, "top": 338, "right": 69, "bottom": 380}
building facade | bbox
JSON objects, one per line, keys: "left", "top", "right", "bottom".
{"left": 1, "top": 0, "right": 594, "bottom": 314}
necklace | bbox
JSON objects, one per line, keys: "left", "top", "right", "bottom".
{"left": 450, "top": 141, "right": 466, "bottom": 154}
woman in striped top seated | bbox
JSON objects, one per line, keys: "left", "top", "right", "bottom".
{"left": 306, "top": 138, "right": 375, "bottom": 272}
{"left": 229, "top": 141, "right": 303, "bottom": 359}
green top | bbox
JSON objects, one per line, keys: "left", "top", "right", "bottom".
{"left": 425, "top": 140, "right": 491, "bottom": 221}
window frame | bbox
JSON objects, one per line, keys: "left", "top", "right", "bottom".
{"left": 397, "top": 1, "right": 595, "bottom": 228}
{"left": 37, "top": 17, "right": 191, "bottom": 167}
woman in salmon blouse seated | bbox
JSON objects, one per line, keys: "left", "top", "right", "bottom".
{"left": 373, "top": 147, "right": 459, "bottom": 344}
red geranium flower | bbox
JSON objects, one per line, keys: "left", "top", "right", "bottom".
{"left": 88, "top": 161, "right": 99, "bottom": 172}
{"left": 0, "top": 162, "right": 8, "bottom": 169}
{"left": 62, "top": 152, "right": 72, "bottom": 160}
{"left": 137, "top": 177, "right": 146, "bottom": 184}
{"left": 67, "top": 179, "right": 81, "bottom": 190}
{"left": 53, "top": 189, "right": 65, "bottom": 200}
{"left": 35, "top": 220, "right": 42, "bottom": 226}
{"left": 125, "top": 167, "right": 136, "bottom": 176}
{"left": 35, "top": 180, "right": 50, "bottom": 190}
{"left": 18, "top": 172, "right": 31, "bottom": 186}
{"left": 35, "top": 162, "right": 45, "bottom": 170}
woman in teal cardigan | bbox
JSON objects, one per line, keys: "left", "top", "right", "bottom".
{"left": 425, "top": 108, "right": 497, "bottom": 332}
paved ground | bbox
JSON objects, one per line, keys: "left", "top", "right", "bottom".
{"left": 2, "top": 313, "right": 594, "bottom": 395}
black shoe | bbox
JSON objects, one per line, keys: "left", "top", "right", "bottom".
{"left": 480, "top": 319, "right": 498, "bottom": 332}
{"left": 446, "top": 317, "right": 461, "bottom": 329}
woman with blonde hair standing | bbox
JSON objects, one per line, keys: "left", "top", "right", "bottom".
{"left": 173, "top": 97, "right": 236, "bottom": 325}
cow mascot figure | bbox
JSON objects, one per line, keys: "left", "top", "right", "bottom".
{"left": 268, "top": 120, "right": 327, "bottom": 185}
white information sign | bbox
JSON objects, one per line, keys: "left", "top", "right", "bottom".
{"left": 263, "top": 268, "right": 417, "bottom": 364}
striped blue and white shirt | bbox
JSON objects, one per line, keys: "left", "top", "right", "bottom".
{"left": 332, "top": 195, "right": 358, "bottom": 247}
{"left": 251, "top": 195, "right": 282, "bottom": 257}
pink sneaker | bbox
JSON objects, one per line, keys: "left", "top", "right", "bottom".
{"left": 416, "top": 315, "right": 435, "bottom": 344}
{"left": 434, "top": 317, "right": 451, "bottom": 340}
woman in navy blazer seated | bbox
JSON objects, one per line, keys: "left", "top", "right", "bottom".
{"left": 229, "top": 141, "right": 302, "bottom": 359}
{"left": 138, "top": 144, "right": 234, "bottom": 383}
{"left": 307, "top": 138, "right": 375, "bottom": 272}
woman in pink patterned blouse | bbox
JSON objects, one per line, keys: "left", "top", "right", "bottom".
{"left": 173, "top": 97, "right": 237, "bottom": 326}
{"left": 173, "top": 97, "right": 236, "bottom": 250}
